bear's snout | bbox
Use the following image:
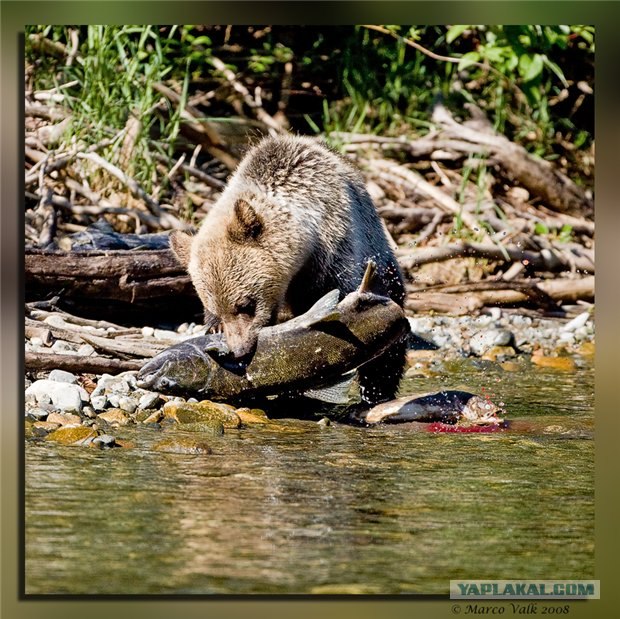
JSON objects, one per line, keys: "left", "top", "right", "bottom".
{"left": 223, "top": 318, "right": 259, "bottom": 358}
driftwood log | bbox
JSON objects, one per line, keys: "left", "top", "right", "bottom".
{"left": 25, "top": 248, "right": 203, "bottom": 324}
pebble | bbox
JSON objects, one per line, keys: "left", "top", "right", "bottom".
{"left": 142, "top": 326, "right": 155, "bottom": 337}
{"left": 92, "top": 434, "right": 117, "bottom": 449}
{"left": 26, "top": 408, "right": 50, "bottom": 421}
{"left": 48, "top": 369, "right": 78, "bottom": 384}
{"left": 43, "top": 315, "right": 67, "bottom": 328}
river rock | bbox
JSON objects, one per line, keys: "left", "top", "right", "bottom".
{"left": 138, "top": 391, "right": 161, "bottom": 410}
{"left": 235, "top": 408, "right": 270, "bottom": 425}
{"left": 152, "top": 437, "right": 212, "bottom": 454}
{"left": 45, "top": 425, "right": 99, "bottom": 446}
{"left": 92, "top": 434, "right": 117, "bottom": 449}
{"left": 48, "top": 369, "right": 78, "bottom": 384}
{"left": 46, "top": 412, "right": 82, "bottom": 426}
{"left": 163, "top": 400, "right": 241, "bottom": 429}
{"left": 26, "top": 407, "right": 50, "bottom": 421}
{"left": 117, "top": 395, "right": 138, "bottom": 414}
{"left": 470, "top": 329, "right": 514, "bottom": 356}
{"left": 32, "top": 421, "right": 61, "bottom": 436}
{"left": 175, "top": 421, "right": 225, "bottom": 436}
{"left": 25, "top": 379, "right": 85, "bottom": 413}
{"left": 97, "top": 408, "right": 131, "bottom": 426}
{"left": 90, "top": 395, "right": 108, "bottom": 411}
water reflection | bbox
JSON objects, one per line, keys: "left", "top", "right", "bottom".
{"left": 25, "top": 364, "right": 594, "bottom": 594}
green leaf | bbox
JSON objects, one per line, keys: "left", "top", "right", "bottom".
{"left": 458, "top": 51, "right": 480, "bottom": 71}
{"left": 534, "top": 222, "right": 549, "bottom": 235}
{"left": 446, "top": 25, "right": 469, "bottom": 44}
{"left": 518, "top": 53, "right": 544, "bottom": 82}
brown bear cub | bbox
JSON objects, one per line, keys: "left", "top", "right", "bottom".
{"left": 170, "top": 134, "right": 408, "bottom": 406}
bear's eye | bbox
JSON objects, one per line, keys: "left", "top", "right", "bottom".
{"left": 235, "top": 298, "right": 256, "bottom": 317}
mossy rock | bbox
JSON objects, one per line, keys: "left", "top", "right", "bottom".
{"left": 163, "top": 400, "right": 241, "bottom": 428}
{"left": 177, "top": 421, "right": 225, "bottom": 436}
{"left": 236, "top": 408, "right": 270, "bottom": 425}
{"left": 45, "top": 425, "right": 99, "bottom": 446}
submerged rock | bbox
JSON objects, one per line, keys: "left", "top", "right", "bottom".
{"left": 45, "top": 426, "right": 99, "bottom": 446}
{"left": 152, "top": 437, "right": 213, "bottom": 454}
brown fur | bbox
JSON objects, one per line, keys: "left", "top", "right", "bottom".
{"left": 170, "top": 134, "right": 407, "bottom": 402}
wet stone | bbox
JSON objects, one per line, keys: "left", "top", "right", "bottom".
{"left": 26, "top": 408, "right": 50, "bottom": 421}
{"left": 32, "top": 421, "right": 61, "bottom": 436}
{"left": 236, "top": 408, "right": 270, "bottom": 425}
{"left": 46, "top": 412, "right": 82, "bottom": 427}
{"left": 152, "top": 437, "right": 212, "bottom": 455}
{"left": 142, "top": 410, "right": 164, "bottom": 424}
{"left": 163, "top": 400, "right": 241, "bottom": 429}
{"left": 97, "top": 408, "right": 131, "bottom": 426}
{"left": 45, "top": 425, "right": 99, "bottom": 446}
{"left": 481, "top": 346, "right": 517, "bottom": 362}
{"left": 177, "top": 421, "right": 225, "bottom": 436}
{"left": 92, "top": 434, "right": 117, "bottom": 449}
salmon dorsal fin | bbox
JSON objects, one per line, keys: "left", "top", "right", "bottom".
{"left": 300, "top": 289, "right": 341, "bottom": 328}
{"left": 358, "top": 260, "right": 377, "bottom": 294}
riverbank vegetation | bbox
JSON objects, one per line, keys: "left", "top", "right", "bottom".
{"left": 25, "top": 25, "right": 594, "bottom": 322}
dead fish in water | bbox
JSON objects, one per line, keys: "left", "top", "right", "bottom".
{"left": 356, "top": 390, "right": 506, "bottom": 428}
{"left": 137, "top": 261, "right": 410, "bottom": 403}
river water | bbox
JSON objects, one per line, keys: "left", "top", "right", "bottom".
{"left": 25, "top": 361, "right": 594, "bottom": 595}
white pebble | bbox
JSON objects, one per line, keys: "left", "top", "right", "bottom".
{"left": 142, "top": 326, "right": 155, "bottom": 337}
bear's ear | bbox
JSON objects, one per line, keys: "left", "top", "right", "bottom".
{"left": 169, "top": 230, "right": 193, "bottom": 267}
{"left": 228, "top": 198, "right": 263, "bottom": 243}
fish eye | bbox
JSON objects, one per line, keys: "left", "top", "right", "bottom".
{"left": 235, "top": 298, "right": 256, "bottom": 317}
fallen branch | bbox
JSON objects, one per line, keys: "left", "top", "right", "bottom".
{"left": 406, "top": 276, "right": 594, "bottom": 314}
{"left": 432, "top": 104, "right": 593, "bottom": 216}
{"left": 25, "top": 352, "right": 145, "bottom": 374}
{"left": 372, "top": 158, "right": 492, "bottom": 241}
{"left": 396, "top": 241, "right": 594, "bottom": 274}
{"left": 210, "top": 55, "right": 285, "bottom": 135}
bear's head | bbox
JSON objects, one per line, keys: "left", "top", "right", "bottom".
{"left": 170, "top": 197, "right": 295, "bottom": 358}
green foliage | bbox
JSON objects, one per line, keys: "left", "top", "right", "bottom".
{"left": 25, "top": 24, "right": 594, "bottom": 202}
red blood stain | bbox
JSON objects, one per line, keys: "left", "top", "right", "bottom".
{"left": 426, "top": 422, "right": 507, "bottom": 433}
